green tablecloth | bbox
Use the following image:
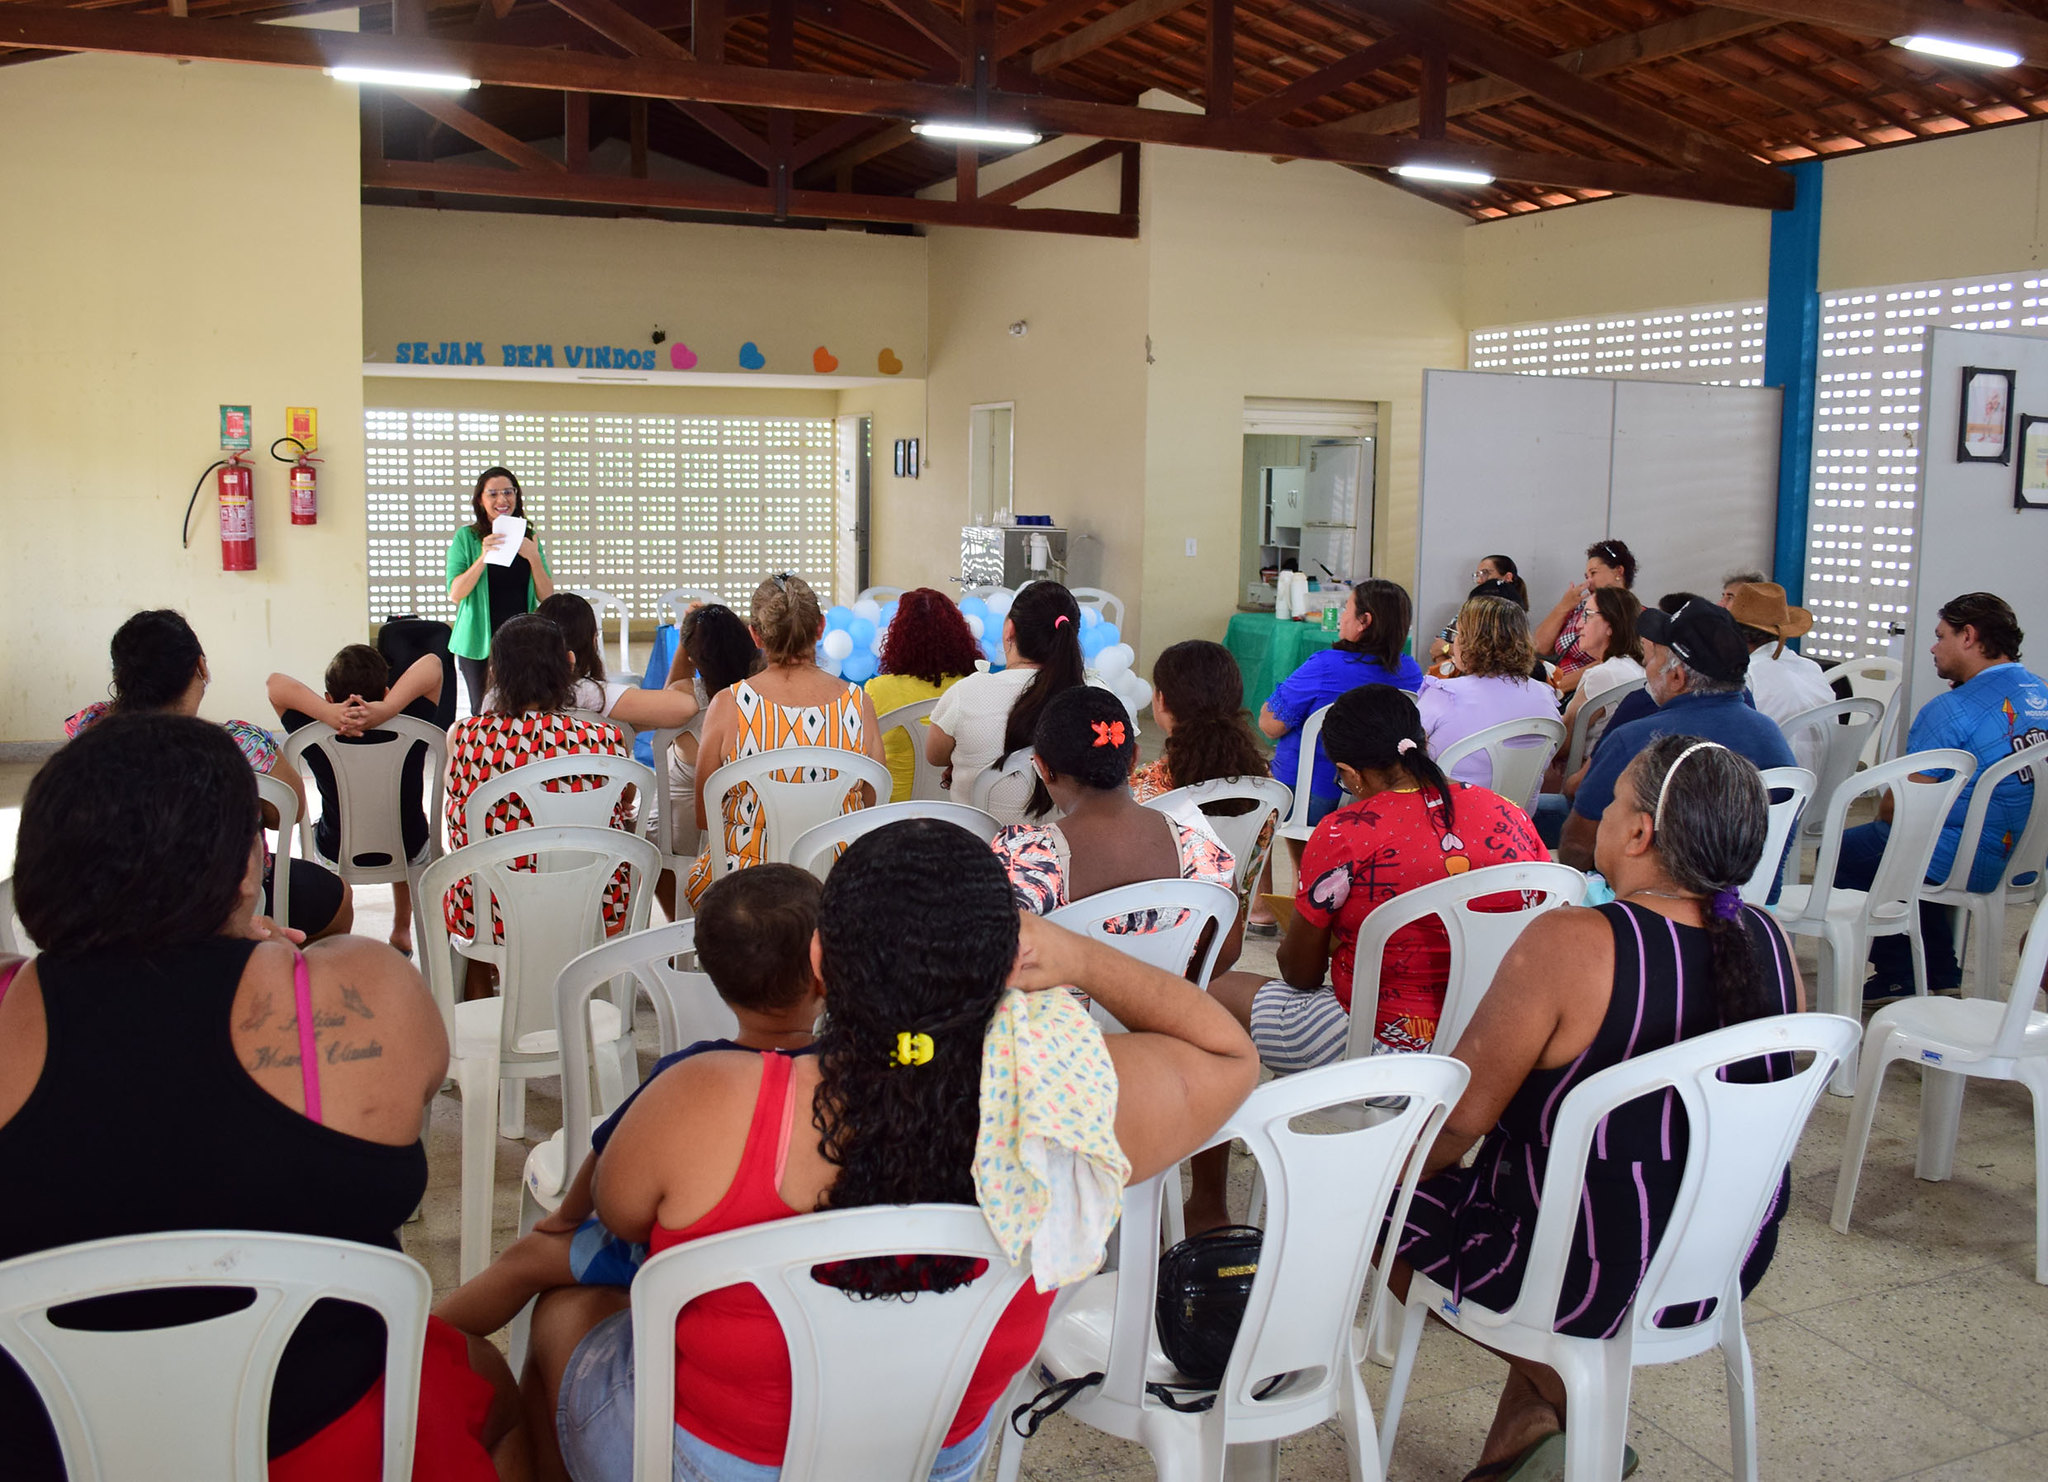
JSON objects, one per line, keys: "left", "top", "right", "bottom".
{"left": 1224, "top": 611, "right": 1339, "bottom": 718}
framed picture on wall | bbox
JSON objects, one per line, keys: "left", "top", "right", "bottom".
{"left": 2015, "top": 414, "right": 2048, "bottom": 509}
{"left": 1958, "top": 366, "right": 2015, "bottom": 463}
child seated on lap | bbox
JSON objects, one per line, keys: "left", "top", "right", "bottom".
{"left": 434, "top": 864, "right": 824, "bottom": 1337}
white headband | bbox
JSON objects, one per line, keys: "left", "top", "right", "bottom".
{"left": 1652, "top": 740, "right": 1727, "bottom": 833}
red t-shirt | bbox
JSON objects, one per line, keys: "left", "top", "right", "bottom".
{"left": 1295, "top": 783, "right": 1544, "bottom": 1052}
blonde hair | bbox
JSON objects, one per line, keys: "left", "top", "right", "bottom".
{"left": 751, "top": 574, "right": 824, "bottom": 665}
{"left": 1453, "top": 596, "right": 1534, "bottom": 679}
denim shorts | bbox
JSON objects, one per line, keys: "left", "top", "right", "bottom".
{"left": 556, "top": 1309, "right": 998, "bottom": 1482}
{"left": 569, "top": 1217, "right": 648, "bottom": 1288}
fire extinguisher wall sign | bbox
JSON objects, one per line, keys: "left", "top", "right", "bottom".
{"left": 219, "top": 455, "right": 255, "bottom": 570}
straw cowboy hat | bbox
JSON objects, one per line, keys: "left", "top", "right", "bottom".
{"left": 1726, "top": 582, "right": 1813, "bottom": 654}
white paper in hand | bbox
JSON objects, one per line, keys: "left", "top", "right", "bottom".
{"left": 485, "top": 514, "right": 526, "bottom": 567}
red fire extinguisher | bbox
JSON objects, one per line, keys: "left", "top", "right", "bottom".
{"left": 273, "top": 436, "right": 320, "bottom": 526}
{"left": 181, "top": 452, "right": 256, "bottom": 570}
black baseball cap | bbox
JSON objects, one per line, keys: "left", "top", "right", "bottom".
{"left": 1636, "top": 600, "right": 1750, "bottom": 685}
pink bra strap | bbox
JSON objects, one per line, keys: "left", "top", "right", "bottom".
{"left": 292, "top": 952, "right": 324, "bottom": 1126}
{"left": 0, "top": 959, "right": 23, "bottom": 1009}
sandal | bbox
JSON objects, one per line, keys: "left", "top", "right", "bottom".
{"left": 1457, "top": 1436, "right": 1638, "bottom": 1482}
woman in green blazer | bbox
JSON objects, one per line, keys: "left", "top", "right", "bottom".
{"left": 446, "top": 465, "right": 554, "bottom": 714}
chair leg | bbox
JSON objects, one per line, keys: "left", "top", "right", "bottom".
{"left": 1823, "top": 930, "right": 1858, "bottom": 1097}
{"left": 1907, "top": 923, "right": 1930, "bottom": 1000}
{"left": 1378, "top": 1296, "right": 1428, "bottom": 1478}
{"left": 457, "top": 1062, "right": 499, "bottom": 1282}
{"left": 2022, "top": 1064, "right": 2048, "bottom": 1286}
{"left": 1914, "top": 1066, "right": 1968, "bottom": 1183}
{"left": 1722, "top": 1305, "right": 1759, "bottom": 1482}
{"left": 1831, "top": 1038, "right": 1892, "bottom": 1233}
{"left": 1556, "top": 1339, "right": 1633, "bottom": 1482}
{"left": 1223, "top": 1440, "right": 1279, "bottom": 1482}
{"left": 1336, "top": 1341, "right": 1380, "bottom": 1482}
{"left": 499, "top": 1076, "right": 527, "bottom": 1140}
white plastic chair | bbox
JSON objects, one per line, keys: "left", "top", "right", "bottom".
{"left": 1434, "top": 716, "right": 1567, "bottom": 816}
{"left": 875, "top": 695, "right": 949, "bottom": 802}
{"left": 641, "top": 714, "right": 705, "bottom": 913}
{"left": 1771, "top": 749, "right": 1976, "bottom": 1093}
{"left": 1345, "top": 861, "right": 1588, "bottom": 1062}
{"left": 655, "top": 586, "right": 724, "bottom": 629}
{"left": 1778, "top": 698, "right": 1886, "bottom": 841}
{"left": 567, "top": 707, "right": 637, "bottom": 753}
{"left": 567, "top": 586, "right": 631, "bottom": 676}
{"left": 1044, "top": 879, "right": 1239, "bottom": 1029}
{"left": 1002, "top": 1055, "right": 1468, "bottom": 1482}
{"left": 1069, "top": 586, "right": 1126, "bottom": 629}
{"left": 1832, "top": 907, "right": 2048, "bottom": 1284}
{"left": 857, "top": 585, "right": 904, "bottom": 603}
{"left": 464, "top": 751, "right": 654, "bottom": 844}
{"left": 0, "top": 1230, "right": 430, "bottom": 1482}
{"left": 1741, "top": 766, "right": 1816, "bottom": 907}
{"left": 254, "top": 773, "right": 300, "bottom": 928}
{"left": 1818, "top": 655, "right": 1904, "bottom": 765}
{"left": 1381, "top": 1013, "right": 1862, "bottom": 1482}
{"left": 631, "top": 1205, "right": 1032, "bottom": 1482}
{"left": 281, "top": 716, "right": 449, "bottom": 951}
{"left": 963, "top": 584, "right": 1011, "bottom": 602}
{"left": 700, "top": 746, "right": 892, "bottom": 886}
{"left": 969, "top": 746, "right": 1040, "bottom": 819}
{"left": 1920, "top": 742, "right": 2048, "bottom": 1000}
{"left": 0, "top": 877, "right": 19, "bottom": 955}
{"left": 1276, "top": 704, "right": 1333, "bottom": 846}
{"left": 786, "top": 800, "right": 1001, "bottom": 879}
{"left": 1562, "top": 677, "right": 1646, "bottom": 778}
{"left": 1142, "top": 777, "right": 1292, "bottom": 911}
{"left": 420, "top": 824, "right": 662, "bottom": 1279}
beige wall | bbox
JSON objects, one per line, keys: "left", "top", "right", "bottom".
{"left": 363, "top": 375, "right": 838, "bottom": 419}
{"left": 1141, "top": 147, "right": 1467, "bottom": 660}
{"left": 0, "top": 52, "right": 365, "bottom": 743}
{"left": 1819, "top": 122, "right": 2048, "bottom": 289}
{"left": 362, "top": 207, "right": 929, "bottom": 379}
{"left": 831, "top": 378, "right": 933, "bottom": 593}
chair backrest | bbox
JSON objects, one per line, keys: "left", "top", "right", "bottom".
{"left": 641, "top": 714, "right": 704, "bottom": 865}
{"left": 630, "top": 1205, "right": 1031, "bottom": 1482}
{"left": 566, "top": 587, "right": 631, "bottom": 676}
{"left": 1278, "top": 704, "right": 1333, "bottom": 835}
{"left": 1506, "top": 1014, "right": 1860, "bottom": 1364}
{"left": 1818, "top": 655, "right": 1904, "bottom": 764}
{"left": 1142, "top": 777, "right": 1292, "bottom": 904}
{"left": 1778, "top": 698, "right": 1885, "bottom": 834}
{"left": 0, "top": 1230, "right": 429, "bottom": 1482}
{"left": 281, "top": 717, "right": 450, "bottom": 883}
{"left": 254, "top": 773, "right": 299, "bottom": 926}
{"left": 655, "top": 587, "right": 724, "bottom": 629}
{"left": 1934, "top": 740, "right": 2048, "bottom": 897}
{"left": 464, "top": 752, "right": 654, "bottom": 843}
{"left": 1991, "top": 902, "right": 2048, "bottom": 1057}
{"left": 568, "top": 708, "right": 638, "bottom": 753}
{"left": 874, "top": 695, "right": 949, "bottom": 802}
{"left": 1563, "top": 678, "right": 1646, "bottom": 777}
{"left": 1434, "top": 716, "right": 1567, "bottom": 816}
{"left": 420, "top": 825, "right": 661, "bottom": 1060}
{"left": 1741, "top": 767, "right": 1815, "bottom": 906}
{"left": 786, "top": 801, "right": 1002, "bottom": 879}
{"left": 1044, "top": 878, "right": 1240, "bottom": 1021}
{"left": 554, "top": 922, "right": 738, "bottom": 1178}
{"left": 1099, "top": 1056, "right": 1468, "bottom": 1432}
{"left": 857, "top": 585, "right": 904, "bottom": 603}
{"left": 1069, "top": 586, "right": 1125, "bottom": 629}
{"left": 1345, "top": 861, "right": 1586, "bottom": 1057}
{"left": 701, "top": 747, "right": 893, "bottom": 882}
{"left": 969, "top": 746, "right": 1039, "bottom": 817}
{"left": 1792, "top": 749, "right": 1977, "bottom": 928}
{"left": 0, "top": 877, "right": 19, "bottom": 955}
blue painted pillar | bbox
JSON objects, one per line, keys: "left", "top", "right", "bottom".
{"left": 1764, "top": 159, "right": 1823, "bottom": 605}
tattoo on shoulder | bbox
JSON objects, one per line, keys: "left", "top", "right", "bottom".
{"left": 339, "top": 985, "right": 377, "bottom": 1020}
{"left": 325, "top": 1038, "right": 385, "bottom": 1065}
{"left": 237, "top": 992, "right": 275, "bottom": 1033}
{"left": 248, "top": 1044, "right": 300, "bottom": 1072}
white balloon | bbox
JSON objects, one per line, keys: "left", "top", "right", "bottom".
{"left": 852, "top": 598, "right": 882, "bottom": 624}
{"left": 1079, "top": 606, "right": 1102, "bottom": 628}
{"left": 821, "top": 629, "right": 854, "bottom": 661}
{"left": 819, "top": 654, "right": 843, "bottom": 678}
{"left": 1125, "top": 677, "right": 1154, "bottom": 713}
{"left": 1096, "top": 642, "right": 1134, "bottom": 677}
{"left": 966, "top": 614, "right": 985, "bottom": 639}
{"left": 870, "top": 633, "right": 886, "bottom": 655}
{"left": 985, "top": 590, "right": 1013, "bottom": 617}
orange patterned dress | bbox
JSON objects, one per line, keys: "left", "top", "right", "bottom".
{"left": 684, "top": 679, "right": 869, "bottom": 904}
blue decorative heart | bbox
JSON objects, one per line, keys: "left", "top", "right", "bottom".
{"left": 739, "top": 341, "right": 766, "bottom": 370}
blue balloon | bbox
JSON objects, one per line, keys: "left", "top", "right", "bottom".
{"left": 841, "top": 650, "right": 879, "bottom": 683}
{"left": 980, "top": 638, "right": 1005, "bottom": 669}
{"left": 825, "top": 605, "right": 854, "bottom": 631}
{"left": 1095, "top": 622, "right": 1121, "bottom": 649}
{"left": 848, "top": 616, "right": 877, "bottom": 647}
{"left": 880, "top": 600, "right": 899, "bottom": 628}
{"left": 1079, "top": 627, "right": 1109, "bottom": 657}
{"left": 958, "top": 595, "right": 990, "bottom": 623}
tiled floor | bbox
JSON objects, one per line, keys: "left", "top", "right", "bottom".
{"left": 6, "top": 757, "right": 2047, "bottom": 1481}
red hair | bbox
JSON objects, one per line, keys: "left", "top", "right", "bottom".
{"left": 878, "top": 588, "right": 982, "bottom": 686}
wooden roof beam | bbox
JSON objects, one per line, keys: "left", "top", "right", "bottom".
{"left": 0, "top": 4, "right": 1792, "bottom": 206}
{"left": 981, "top": 135, "right": 1125, "bottom": 202}
{"left": 1031, "top": 0, "right": 1200, "bottom": 74}
{"left": 1237, "top": 29, "right": 1411, "bottom": 123}
{"left": 863, "top": 0, "right": 968, "bottom": 61}
{"left": 1316, "top": 8, "right": 1773, "bottom": 137}
{"left": 546, "top": 0, "right": 776, "bottom": 168}
{"left": 996, "top": 0, "right": 1103, "bottom": 60}
{"left": 1718, "top": 2, "right": 2048, "bottom": 67}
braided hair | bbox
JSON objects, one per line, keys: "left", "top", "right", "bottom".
{"left": 1319, "top": 683, "right": 1455, "bottom": 829}
{"left": 1626, "top": 735, "right": 1771, "bottom": 1026}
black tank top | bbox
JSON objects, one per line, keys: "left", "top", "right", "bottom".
{"left": 0, "top": 938, "right": 428, "bottom": 1469}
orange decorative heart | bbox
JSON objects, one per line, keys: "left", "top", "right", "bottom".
{"left": 813, "top": 345, "right": 839, "bottom": 373}
{"left": 877, "top": 348, "right": 904, "bottom": 375}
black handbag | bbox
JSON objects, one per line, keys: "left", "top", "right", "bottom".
{"left": 1011, "top": 1225, "right": 1269, "bottom": 1434}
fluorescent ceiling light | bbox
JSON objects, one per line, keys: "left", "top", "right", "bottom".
{"left": 1391, "top": 162, "right": 1495, "bottom": 186}
{"left": 1893, "top": 35, "right": 2022, "bottom": 68}
{"left": 912, "top": 121, "right": 1043, "bottom": 147}
{"left": 327, "top": 65, "right": 480, "bottom": 91}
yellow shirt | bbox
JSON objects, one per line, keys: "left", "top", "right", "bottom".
{"left": 864, "top": 672, "right": 967, "bottom": 802}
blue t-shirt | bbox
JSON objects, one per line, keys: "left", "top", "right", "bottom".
{"left": 588, "top": 1037, "right": 818, "bottom": 1155}
{"left": 1267, "top": 647, "right": 1424, "bottom": 803}
{"left": 1907, "top": 661, "right": 2048, "bottom": 890}
{"left": 1575, "top": 690, "right": 1796, "bottom": 822}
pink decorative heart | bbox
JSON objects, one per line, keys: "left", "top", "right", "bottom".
{"left": 669, "top": 342, "right": 698, "bottom": 371}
